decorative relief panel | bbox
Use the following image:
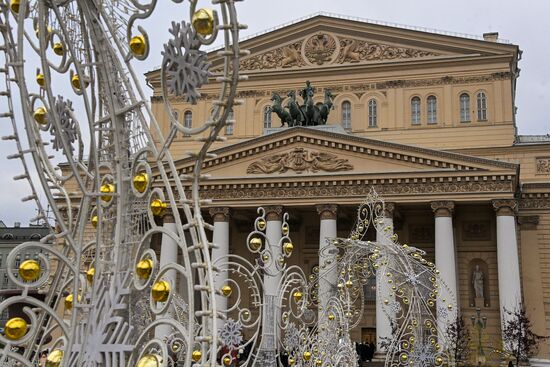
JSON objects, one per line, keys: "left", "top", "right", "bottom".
{"left": 462, "top": 221, "right": 491, "bottom": 241}
{"left": 246, "top": 147, "right": 353, "bottom": 174}
{"left": 536, "top": 157, "right": 550, "bottom": 174}
{"left": 302, "top": 33, "right": 339, "bottom": 65}
{"left": 336, "top": 38, "right": 440, "bottom": 64}
{"left": 409, "top": 224, "right": 434, "bottom": 243}
{"left": 238, "top": 41, "right": 306, "bottom": 71}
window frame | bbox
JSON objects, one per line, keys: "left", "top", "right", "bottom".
{"left": 476, "top": 91, "right": 488, "bottom": 121}
{"left": 427, "top": 95, "right": 437, "bottom": 124}
{"left": 411, "top": 96, "right": 421, "bottom": 125}
{"left": 263, "top": 106, "right": 272, "bottom": 129}
{"left": 225, "top": 109, "right": 234, "bottom": 135}
{"left": 368, "top": 99, "right": 377, "bottom": 127}
{"left": 459, "top": 93, "right": 471, "bottom": 123}
{"left": 341, "top": 101, "right": 352, "bottom": 130}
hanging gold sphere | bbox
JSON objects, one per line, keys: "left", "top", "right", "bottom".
{"left": 64, "top": 294, "right": 77, "bottom": 310}
{"left": 282, "top": 223, "right": 289, "bottom": 235}
{"left": 191, "top": 350, "right": 202, "bottom": 362}
{"left": 4, "top": 317, "right": 27, "bottom": 340}
{"left": 249, "top": 237, "right": 262, "bottom": 251}
{"left": 136, "top": 258, "right": 153, "bottom": 280}
{"left": 133, "top": 172, "right": 148, "bottom": 193}
{"left": 10, "top": 0, "right": 20, "bottom": 13}
{"left": 328, "top": 314, "right": 335, "bottom": 321}
{"left": 257, "top": 218, "right": 266, "bottom": 231}
{"left": 86, "top": 267, "right": 95, "bottom": 284}
{"left": 220, "top": 285, "right": 232, "bottom": 297}
{"left": 33, "top": 106, "right": 47, "bottom": 125}
{"left": 315, "top": 359, "right": 322, "bottom": 366}
{"left": 100, "top": 183, "right": 114, "bottom": 202}
{"left": 288, "top": 357, "right": 295, "bottom": 365}
{"left": 45, "top": 349, "right": 63, "bottom": 367}
{"left": 150, "top": 198, "right": 167, "bottom": 217}
{"left": 223, "top": 356, "right": 232, "bottom": 366}
{"left": 151, "top": 280, "right": 170, "bottom": 302}
{"left": 293, "top": 291, "right": 302, "bottom": 303}
{"left": 129, "top": 35, "right": 146, "bottom": 57}
{"left": 36, "top": 73, "right": 45, "bottom": 87}
{"left": 283, "top": 241, "right": 293, "bottom": 256}
{"left": 71, "top": 73, "right": 88, "bottom": 90}
{"left": 303, "top": 351, "right": 312, "bottom": 361}
{"left": 345, "top": 279, "right": 353, "bottom": 288}
{"left": 136, "top": 354, "right": 162, "bottom": 367}
{"left": 262, "top": 253, "right": 269, "bottom": 262}
{"left": 91, "top": 215, "right": 98, "bottom": 228}
{"left": 53, "top": 42, "right": 64, "bottom": 56}
{"left": 19, "top": 259, "right": 41, "bottom": 281}
{"left": 192, "top": 8, "right": 215, "bottom": 37}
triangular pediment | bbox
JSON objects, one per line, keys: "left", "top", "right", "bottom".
{"left": 175, "top": 127, "right": 518, "bottom": 181}
{"left": 208, "top": 14, "right": 518, "bottom": 73}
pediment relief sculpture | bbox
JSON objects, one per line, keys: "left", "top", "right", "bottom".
{"left": 246, "top": 147, "right": 353, "bottom": 174}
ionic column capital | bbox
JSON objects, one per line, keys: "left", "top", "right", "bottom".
{"left": 209, "top": 207, "right": 230, "bottom": 223}
{"left": 492, "top": 199, "right": 517, "bottom": 216}
{"left": 316, "top": 204, "right": 338, "bottom": 220}
{"left": 264, "top": 205, "right": 283, "bottom": 221}
{"left": 517, "top": 215, "right": 539, "bottom": 230}
{"left": 383, "top": 203, "right": 395, "bottom": 218}
{"left": 431, "top": 201, "right": 455, "bottom": 217}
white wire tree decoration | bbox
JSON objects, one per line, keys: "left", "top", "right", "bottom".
{"left": 0, "top": 0, "right": 247, "bottom": 366}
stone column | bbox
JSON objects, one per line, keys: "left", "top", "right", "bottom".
{"left": 375, "top": 203, "right": 395, "bottom": 353}
{"left": 431, "top": 201, "right": 458, "bottom": 333}
{"left": 155, "top": 214, "right": 178, "bottom": 339}
{"left": 493, "top": 200, "right": 522, "bottom": 326}
{"left": 209, "top": 207, "right": 230, "bottom": 330}
{"left": 316, "top": 204, "right": 338, "bottom": 318}
{"left": 258, "top": 205, "right": 283, "bottom": 365}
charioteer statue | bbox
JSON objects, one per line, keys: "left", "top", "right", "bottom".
{"left": 269, "top": 81, "right": 333, "bottom": 127}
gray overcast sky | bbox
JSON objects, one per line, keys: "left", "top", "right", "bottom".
{"left": 0, "top": 0, "right": 548, "bottom": 225}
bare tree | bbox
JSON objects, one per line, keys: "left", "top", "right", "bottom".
{"left": 501, "top": 306, "right": 546, "bottom": 366}
{"left": 446, "top": 315, "right": 471, "bottom": 366}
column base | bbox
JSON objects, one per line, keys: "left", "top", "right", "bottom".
{"left": 372, "top": 351, "right": 386, "bottom": 362}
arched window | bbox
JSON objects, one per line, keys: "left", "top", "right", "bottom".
{"left": 263, "top": 106, "right": 272, "bottom": 129}
{"left": 411, "top": 97, "right": 421, "bottom": 125}
{"left": 341, "top": 101, "right": 352, "bottom": 130}
{"left": 368, "top": 99, "right": 377, "bottom": 127}
{"left": 225, "top": 109, "right": 234, "bottom": 135}
{"left": 427, "top": 95, "right": 437, "bottom": 124}
{"left": 477, "top": 91, "right": 487, "bottom": 121}
{"left": 460, "top": 93, "right": 470, "bottom": 122}
{"left": 184, "top": 111, "right": 192, "bottom": 129}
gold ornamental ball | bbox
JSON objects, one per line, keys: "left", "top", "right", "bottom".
{"left": 136, "top": 258, "right": 153, "bottom": 280}
{"left": 133, "top": 172, "right": 148, "bottom": 193}
{"left": 4, "top": 317, "right": 27, "bottom": 340}
{"left": 129, "top": 35, "right": 147, "bottom": 57}
{"left": 345, "top": 280, "right": 353, "bottom": 288}
{"left": 257, "top": 218, "right": 266, "bottom": 231}
{"left": 86, "top": 267, "right": 95, "bottom": 284}
{"left": 151, "top": 280, "right": 170, "bottom": 302}
{"left": 71, "top": 74, "right": 88, "bottom": 90}
{"left": 19, "top": 259, "right": 41, "bottom": 282}
{"left": 150, "top": 198, "right": 167, "bottom": 217}
{"left": 53, "top": 42, "right": 64, "bottom": 56}
{"left": 64, "top": 293, "right": 78, "bottom": 310}
{"left": 315, "top": 359, "right": 322, "bottom": 366}
{"left": 328, "top": 314, "right": 335, "bottom": 321}
{"left": 303, "top": 351, "right": 312, "bottom": 361}
{"left": 288, "top": 357, "right": 295, "bottom": 365}
{"left": 400, "top": 353, "right": 408, "bottom": 362}
{"left": 282, "top": 223, "right": 289, "bottom": 235}
{"left": 10, "top": 0, "right": 20, "bottom": 13}
{"left": 36, "top": 73, "right": 45, "bottom": 87}
{"left": 91, "top": 215, "right": 98, "bottom": 228}
{"left": 223, "top": 356, "right": 232, "bottom": 366}
{"left": 293, "top": 291, "right": 302, "bottom": 303}
{"left": 191, "top": 350, "right": 202, "bottom": 362}
{"left": 249, "top": 237, "right": 262, "bottom": 251}
{"left": 45, "top": 349, "right": 63, "bottom": 367}
{"left": 220, "top": 285, "right": 232, "bottom": 297}
{"left": 33, "top": 106, "right": 47, "bottom": 125}
{"left": 136, "top": 354, "right": 162, "bottom": 367}
{"left": 100, "top": 183, "right": 115, "bottom": 202}
{"left": 262, "top": 253, "right": 269, "bottom": 262}
{"left": 192, "top": 8, "right": 215, "bottom": 37}
{"left": 435, "top": 356, "right": 443, "bottom": 365}
{"left": 283, "top": 241, "right": 293, "bottom": 256}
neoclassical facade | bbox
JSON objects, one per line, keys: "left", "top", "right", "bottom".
{"left": 145, "top": 14, "right": 550, "bottom": 364}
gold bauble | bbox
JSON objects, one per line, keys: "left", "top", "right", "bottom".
{"left": 315, "top": 359, "right": 322, "bottom": 366}
{"left": 288, "top": 357, "right": 295, "bottom": 365}
{"left": 33, "top": 106, "right": 47, "bottom": 125}
{"left": 53, "top": 42, "right": 64, "bottom": 56}
{"left": 191, "top": 350, "right": 202, "bottom": 362}
{"left": 328, "top": 314, "right": 335, "bottom": 321}
{"left": 223, "top": 356, "right": 232, "bottom": 366}
{"left": 64, "top": 293, "right": 80, "bottom": 310}
{"left": 262, "top": 254, "right": 269, "bottom": 262}
{"left": 10, "top": 0, "right": 20, "bottom": 13}
{"left": 100, "top": 183, "right": 114, "bottom": 202}
{"left": 151, "top": 280, "right": 170, "bottom": 302}
{"left": 345, "top": 280, "right": 353, "bottom": 288}
{"left": 150, "top": 198, "right": 167, "bottom": 217}
{"left": 303, "top": 351, "right": 312, "bottom": 361}
{"left": 192, "top": 8, "right": 215, "bottom": 36}
{"left": 133, "top": 172, "right": 148, "bottom": 193}
{"left": 136, "top": 258, "right": 153, "bottom": 280}
{"left": 283, "top": 241, "right": 293, "bottom": 256}
{"left": 4, "top": 317, "right": 27, "bottom": 340}
{"left": 249, "top": 237, "right": 262, "bottom": 251}
{"left": 282, "top": 223, "right": 289, "bottom": 235}
{"left": 45, "top": 349, "right": 63, "bottom": 367}
{"left": 129, "top": 35, "right": 146, "bottom": 57}
{"left": 36, "top": 73, "right": 45, "bottom": 87}
{"left": 19, "top": 259, "right": 40, "bottom": 281}
{"left": 71, "top": 74, "right": 88, "bottom": 90}
{"left": 220, "top": 285, "right": 232, "bottom": 297}
{"left": 86, "top": 267, "right": 95, "bottom": 284}
{"left": 91, "top": 215, "right": 98, "bottom": 228}
{"left": 136, "top": 354, "right": 162, "bottom": 367}
{"left": 293, "top": 291, "right": 302, "bottom": 303}
{"left": 257, "top": 218, "right": 266, "bottom": 231}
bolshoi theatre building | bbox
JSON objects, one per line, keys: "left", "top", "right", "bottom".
{"left": 144, "top": 13, "right": 550, "bottom": 364}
